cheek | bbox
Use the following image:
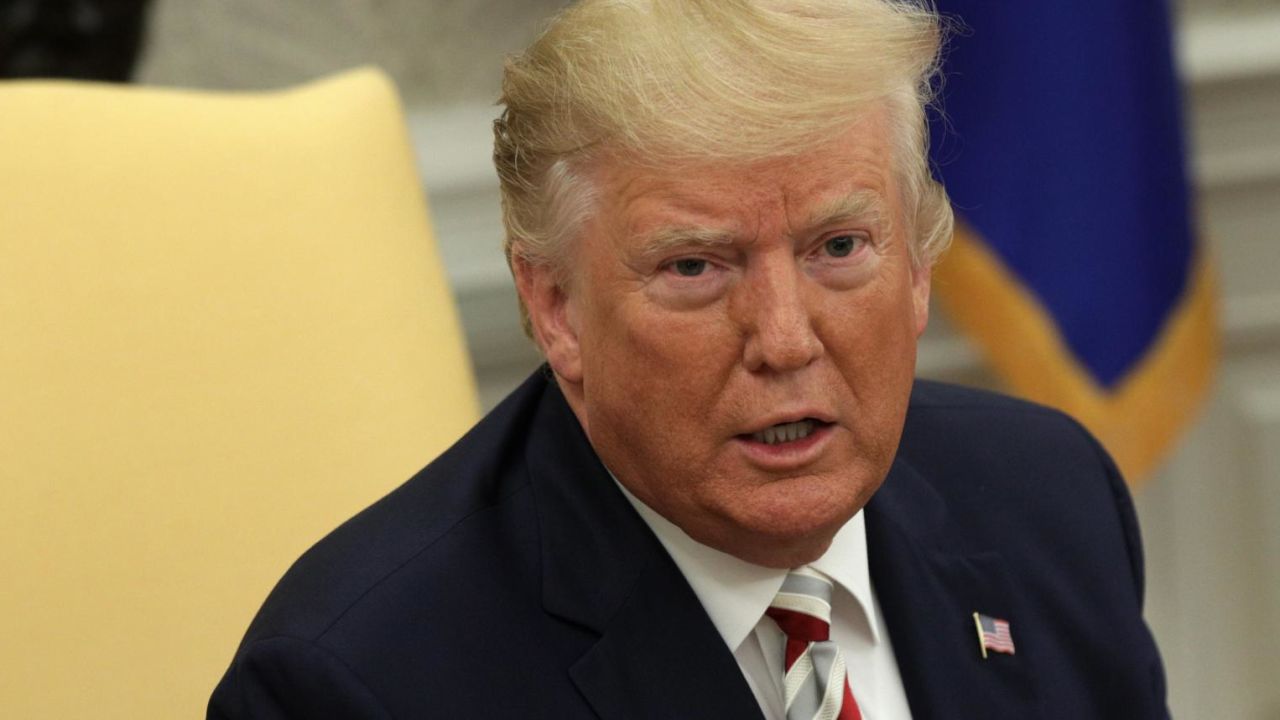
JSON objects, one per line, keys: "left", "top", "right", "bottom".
{"left": 818, "top": 283, "right": 917, "bottom": 358}
{"left": 592, "top": 298, "right": 734, "bottom": 374}
{"left": 582, "top": 306, "right": 738, "bottom": 439}
{"left": 813, "top": 274, "right": 920, "bottom": 426}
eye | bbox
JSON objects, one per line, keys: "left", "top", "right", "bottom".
{"left": 671, "top": 258, "right": 709, "bottom": 277}
{"left": 823, "top": 234, "right": 860, "bottom": 258}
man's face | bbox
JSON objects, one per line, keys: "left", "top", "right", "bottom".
{"left": 520, "top": 113, "right": 931, "bottom": 568}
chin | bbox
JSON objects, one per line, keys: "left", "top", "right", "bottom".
{"left": 697, "top": 477, "right": 870, "bottom": 567}
{"left": 710, "top": 527, "right": 840, "bottom": 569}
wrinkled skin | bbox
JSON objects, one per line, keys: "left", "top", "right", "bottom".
{"left": 515, "top": 113, "right": 931, "bottom": 568}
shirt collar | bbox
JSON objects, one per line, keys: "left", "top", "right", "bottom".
{"left": 613, "top": 477, "right": 881, "bottom": 651}
{"left": 812, "top": 510, "right": 879, "bottom": 642}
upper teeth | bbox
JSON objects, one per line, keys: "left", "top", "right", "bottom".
{"left": 753, "top": 420, "right": 816, "bottom": 445}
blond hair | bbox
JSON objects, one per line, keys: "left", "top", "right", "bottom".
{"left": 495, "top": 0, "right": 953, "bottom": 297}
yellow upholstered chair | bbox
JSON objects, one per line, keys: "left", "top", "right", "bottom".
{"left": 0, "top": 68, "right": 480, "bottom": 718}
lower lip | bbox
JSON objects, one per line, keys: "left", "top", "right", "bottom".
{"left": 733, "top": 423, "right": 834, "bottom": 470}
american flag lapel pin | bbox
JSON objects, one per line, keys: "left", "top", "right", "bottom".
{"left": 972, "top": 612, "right": 1016, "bottom": 659}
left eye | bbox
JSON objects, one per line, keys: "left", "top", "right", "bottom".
{"left": 671, "top": 258, "right": 708, "bottom": 277}
{"left": 823, "top": 235, "right": 860, "bottom": 258}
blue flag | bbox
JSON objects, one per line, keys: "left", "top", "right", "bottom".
{"left": 928, "top": 0, "right": 1217, "bottom": 482}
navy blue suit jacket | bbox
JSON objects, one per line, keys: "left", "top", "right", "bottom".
{"left": 209, "top": 370, "right": 1169, "bottom": 718}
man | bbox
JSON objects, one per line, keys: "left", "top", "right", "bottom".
{"left": 210, "top": 1, "right": 1170, "bottom": 718}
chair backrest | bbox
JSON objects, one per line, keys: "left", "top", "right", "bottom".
{"left": 0, "top": 68, "right": 480, "bottom": 718}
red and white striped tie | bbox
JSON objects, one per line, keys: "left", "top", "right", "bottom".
{"left": 766, "top": 567, "right": 863, "bottom": 720}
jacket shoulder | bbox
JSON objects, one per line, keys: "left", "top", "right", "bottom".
{"left": 903, "top": 380, "right": 1101, "bottom": 458}
{"left": 909, "top": 379, "right": 1067, "bottom": 415}
{"left": 900, "top": 380, "right": 1142, "bottom": 595}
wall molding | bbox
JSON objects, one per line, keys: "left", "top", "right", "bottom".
{"left": 1177, "top": 10, "right": 1280, "bottom": 83}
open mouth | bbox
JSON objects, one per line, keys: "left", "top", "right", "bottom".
{"left": 747, "top": 418, "right": 831, "bottom": 446}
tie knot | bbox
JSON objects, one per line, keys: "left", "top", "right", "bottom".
{"left": 766, "top": 568, "right": 834, "bottom": 644}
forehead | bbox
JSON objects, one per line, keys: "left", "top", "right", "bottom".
{"left": 591, "top": 115, "right": 898, "bottom": 236}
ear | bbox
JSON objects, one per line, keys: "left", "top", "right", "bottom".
{"left": 512, "top": 255, "right": 584, "bottom": 383}
{"left": 911, "top": 262, "right": 932, "bottom": 338}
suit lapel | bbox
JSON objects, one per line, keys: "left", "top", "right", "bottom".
{"left": 567, "top": 555, "right": 767, "bottom": 720}
{"left": 525, "top": 377, "right": 764, "bottom": 720}
{"left": 866, "top": 456, "right": 1040, "bottom": 720}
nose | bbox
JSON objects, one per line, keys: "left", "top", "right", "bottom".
{"left": 738, "top": 256, "right": 824, "bottom": 373}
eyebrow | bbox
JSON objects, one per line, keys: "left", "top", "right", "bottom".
{"left": 636, "top": 224, "right": 737, "bottom": 258}
{"left": 804, "top": 190, "right": 887, "bottom": 231}
{"left": 634, "top": 189, "right": 889, "bottom": 258}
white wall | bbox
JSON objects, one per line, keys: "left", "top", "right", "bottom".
{"left": 1137, "top": 12, "right": 1280, "bottom": 718}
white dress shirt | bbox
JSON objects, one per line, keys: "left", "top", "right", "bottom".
{"left": 615, "top": 482, "right": 914, "bottom": 720}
